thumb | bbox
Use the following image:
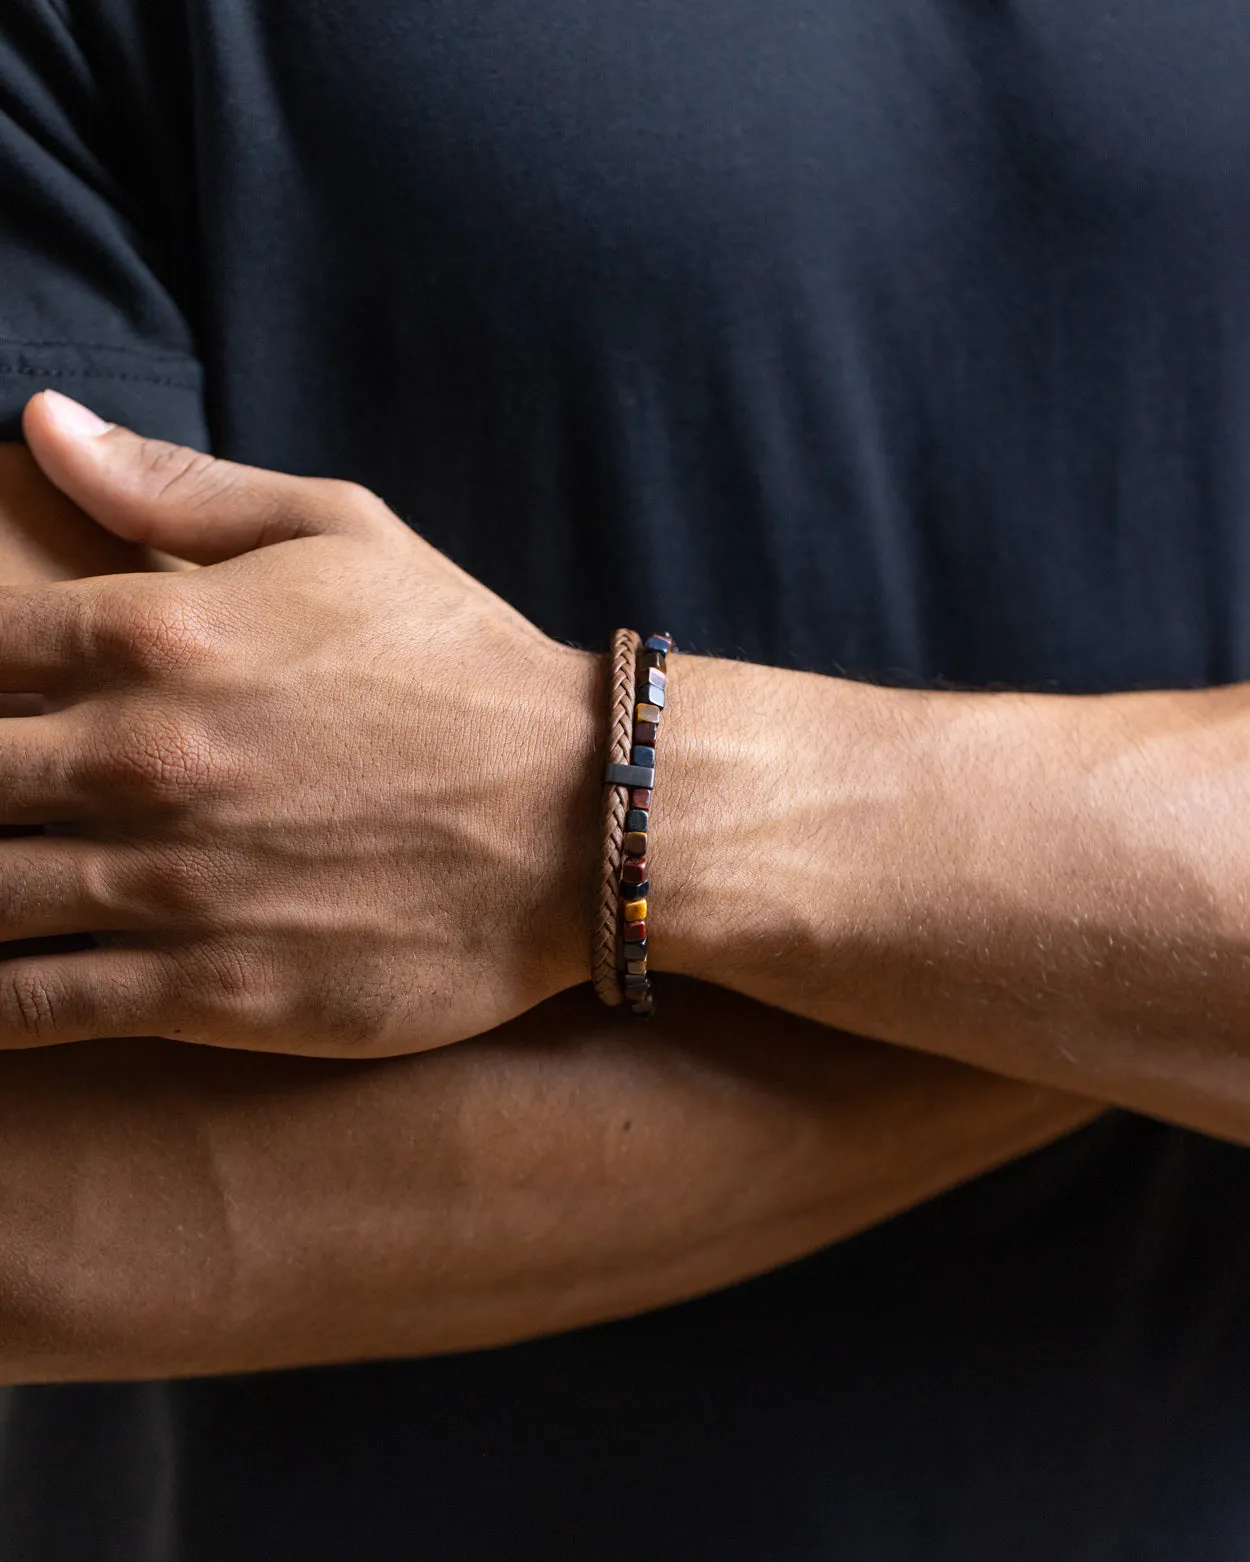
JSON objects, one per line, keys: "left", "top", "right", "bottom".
{"left": 22, "top": 390, "right": 392, "bottom": 564}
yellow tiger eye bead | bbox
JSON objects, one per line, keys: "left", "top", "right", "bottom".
{"left": 624, "top": 898, "right": 647, "bottom": 922}
{"left": 636, "top": 702, "right": 662, "bottom": 724}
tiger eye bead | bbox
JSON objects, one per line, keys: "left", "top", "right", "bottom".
{"left": 623, "top": 830, "right": 647, "bottom": 857}
{"left": 635, "top": 703, "right": 662, "bottom": 725}
{"left": 623, "top": 898, "right": 647, "bottom": 922}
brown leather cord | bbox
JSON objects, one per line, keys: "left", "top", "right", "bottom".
{"left": 592, "top": 627, "right": 640, "bottom": 1005}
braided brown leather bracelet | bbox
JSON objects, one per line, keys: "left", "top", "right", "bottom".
{"left": 593, "top": 628, "right": 674, "bottom": 1016}
{"left": 592, "top": 628, "right": 640, "bottom": 1006}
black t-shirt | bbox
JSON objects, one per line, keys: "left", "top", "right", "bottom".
{"left": 4, "top": 2, "right": 1250, "bottom": 1557}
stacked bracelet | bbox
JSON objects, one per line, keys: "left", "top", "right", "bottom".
{"left": 597, "top": 630, "right": 675, "bottom": 1018}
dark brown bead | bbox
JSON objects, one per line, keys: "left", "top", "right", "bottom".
{"left": 634, "top": 720, "right": 658, "bottom": 745}
{"left": 624, "top": 920, "right": 646, "bottom": 941}
{"left": 622, "top": 830, "right": 647, "bottom": 857}
{"left": 631, "top": 788, "right": 653, "bottom": 810}
{"left": 642, "top": 648, "right": 666, "bottom": 670}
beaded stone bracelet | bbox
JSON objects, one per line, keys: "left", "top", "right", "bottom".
{"left": 595, "top": 630, "right": 675, "bottom": 1017}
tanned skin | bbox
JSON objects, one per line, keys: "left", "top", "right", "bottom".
{"left": 0, "top": 425, "right": 1097, "bottom": 1382}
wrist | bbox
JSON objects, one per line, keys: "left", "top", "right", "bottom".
{"left": 539, "top": 643, "right": 604, "bottom": 996}
{"left": 647, "top": 652, "right": 799, "bottom": 987}
{"left": 649, "top": 656, "right": 940, "bottom": 1007}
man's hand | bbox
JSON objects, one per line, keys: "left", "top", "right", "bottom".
{"left": 0, "top": 431, "right": 1102, "bottom": 1383}
{"left": 0, "top": 390, "right": 601, "bottom": 1056}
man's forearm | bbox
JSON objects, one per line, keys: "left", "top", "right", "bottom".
{"left": 660, "top": 657, "right": 1250, "bottom": 1142}
{"left": 0, "top": 438, "right": 1099, "bottom": 1381}
{"left": 0, "top": 980, "right": 1096, "bottom": 1383}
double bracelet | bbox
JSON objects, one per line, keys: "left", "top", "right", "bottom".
{"left": 592, "top": 629, "right": 675, "bottom": 1017}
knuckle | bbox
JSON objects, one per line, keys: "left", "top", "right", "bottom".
{"left": 104, "top": 714, "right": 220, "bottom": 808}
{"left": 96, "top": 590, "right": 219, "bottom": 677}
{"left": 312, "top": 479, "right": 398, "bottom": 534}
{"left": 308, "top": 963, "right": 396, "bottom": 1055}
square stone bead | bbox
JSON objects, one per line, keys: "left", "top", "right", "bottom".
{"left": 642, "top": 649, "right": 666, "bottom": 670}
{"left": 623, "top": 830, "right": 647, "bottom": 857}
{"left": 631, "top": 745, "right": 655, "bottom": 768}
{"left": 622, "top": 943, "right": 647, "bottom": 962}
{"left": 623, "top": 898, "right": 647, "bottom": 922}
{"left": 638, "top": 682, "right": 665, "bottom": 709}
{"left": 630, "top": 998, "right": 656, "bottom": 1019}
{"left": 635, "top": 703, "right": 662, "bottom": 725}
{"left": 621, "top": 858, "right": 648, "bottom": 885}
{"left": 646, "top": 668, "right": 668, "bottom": 690}
{"left": 620, "top": 878, "right": 649, "bottom": 900}
{"left": 644, "top": 634, "right": 674, "bottom": 653}
{"left": 625, "top": 959, "right": 648, "bottom": 975}
{"left": 625, "top": 808, "right": 649, "bottom": 832}
{"left": 624, "top": 920, "right": 646, "bottom": 941}
{"left": 630, "top": 788, "right": 652, "bottom": 810}
{"left": 634, "top": 720, "right": 658, "bottom": 746}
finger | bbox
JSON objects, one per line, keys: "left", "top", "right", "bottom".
{"left": 0, "top": 582, "right": 89, "bottom": 691}
{"left": 0, "top": 709, "right": 95, "bottom": 823}
{"left": 0, "top": 836, "right": 147, "bottom": 942}
{"left": 22, "top": 391, "right": 401, "bottom": 564}
{"left": 0, "top": 945, "right": 179, "bottom": 1049}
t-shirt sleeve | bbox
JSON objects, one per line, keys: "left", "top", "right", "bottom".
{"left": 0, "top": 0, "right": 206, "bottom": 447}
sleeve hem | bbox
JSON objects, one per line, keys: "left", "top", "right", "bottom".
{"left": 0, "top": 345, "right": 208, "bottom": 449}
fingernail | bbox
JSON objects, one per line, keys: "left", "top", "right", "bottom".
{"left": 40, "top": 390, "right": 114, "bottom": 440}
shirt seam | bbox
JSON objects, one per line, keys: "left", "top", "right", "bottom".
{"left": 0, "top": 363, "right": 201, "bottom": 390}
{"left": 0, "top": 335, "right": 199, "bottom": 365}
